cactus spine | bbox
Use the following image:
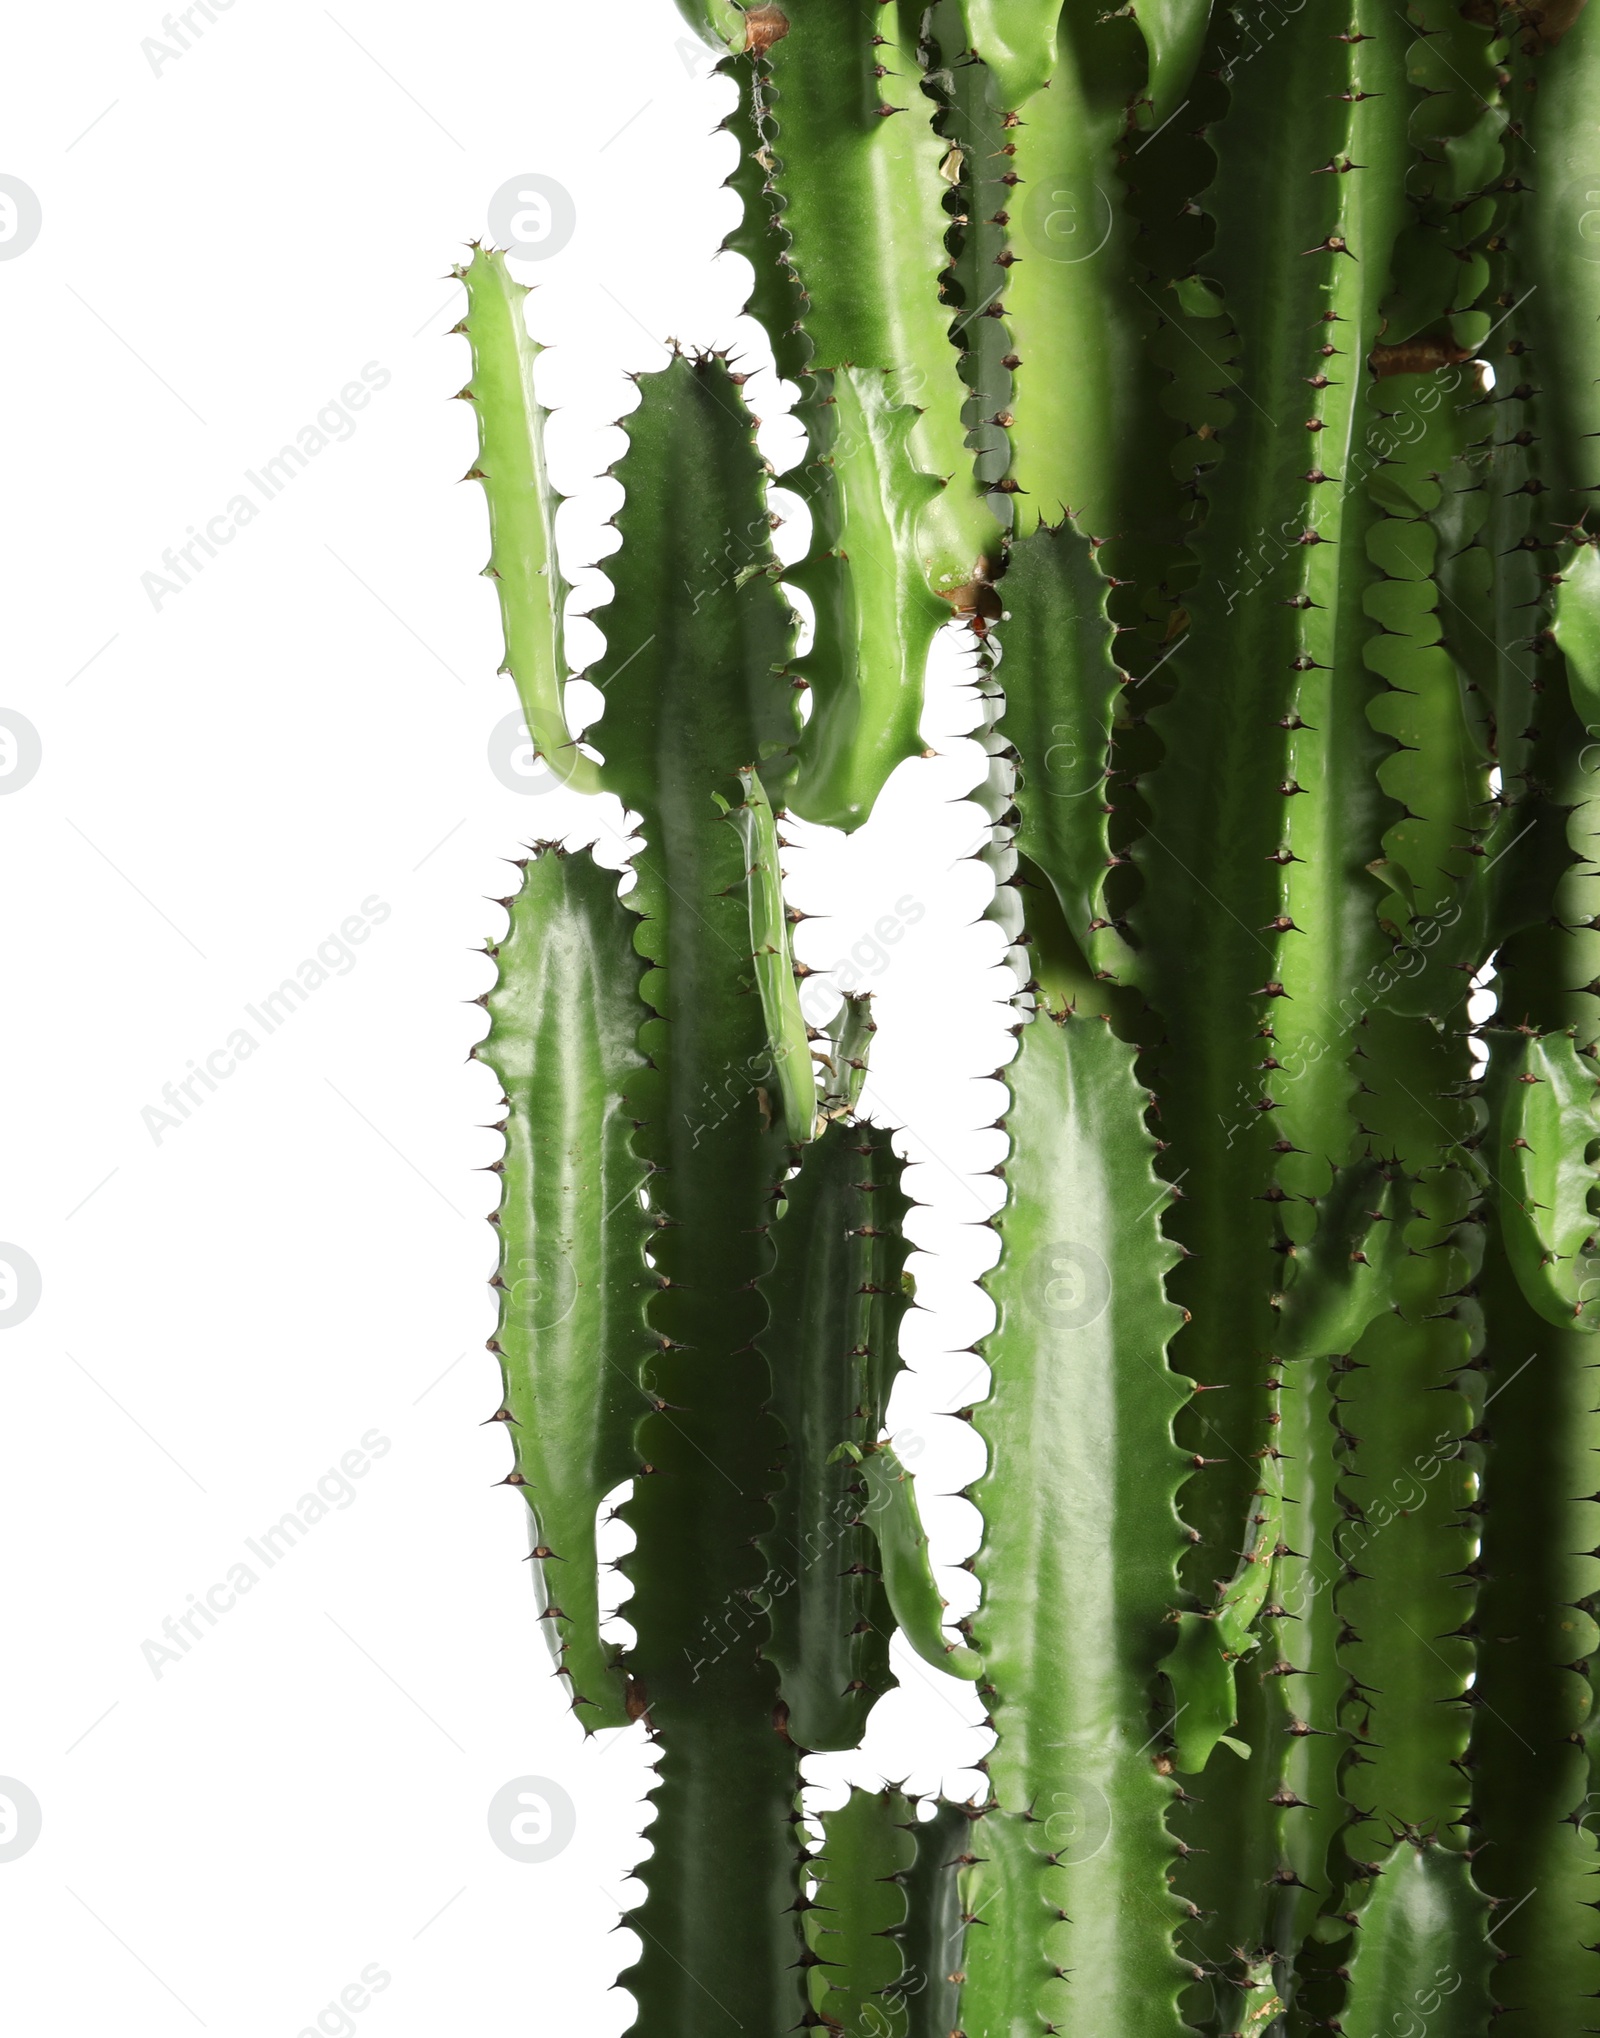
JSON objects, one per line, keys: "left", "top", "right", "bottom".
{"left": 458, "top": 0, "right": 1600, "bottom": 2029}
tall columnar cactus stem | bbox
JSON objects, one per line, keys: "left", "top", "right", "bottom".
{"left": 752, "top": 0, "right": 1002, "bottom": 596}
{"left": 800, "top": 1790, "right": 969, "bottom": 2036}
{"left": 757, "top": 1119, "right": 907, "bottom": 1752}
{"left": 1128, "top": 0, "right": 1414, "bottom": 1988}
{"left": 802, "top": 1789, "right": 917, "bottom": 2033}
{"left": 962, "top": 1007, "right": 1191, "bottom": 2036}
{"left": 1468, "top": 1246, "right": 1600, "bottom": 2029}
{"left": 951, "top": 4, "right": 1180, "bottom": 549}
{"left": 476, "top": 848, "right": 653, "bottom": 1728}
{"left": 586, "top": 353, "right": 807, "bottom": 2030}
{"left": 993, "top": 522, "right": 1136, "bottom": 984}
{"left": 924, "top": 4, "right": 1019, "bottom": 503}
{"left": 457, "top": 250, "right": 598, "bottom": 794}
{"left": 900, "top": 1800, "right": 968, "bottom": 2037}
{"left": 1525, "top": 0, "right": 1600, "bottom": 534}
{"left": 1327, "top": 1006, "right": 1488, "bottom": 2027}
{"left": 1472, "top": 504, "right": 1600, "bottom": 2021}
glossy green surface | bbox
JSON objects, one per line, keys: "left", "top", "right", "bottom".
{"left": 1133, "top": 0, "right": 1214, "bottom": 122}
{"left": 759, "top": 1122, "right": 905, "bottom": 1751}
{"left": 998, "top": 522, "right": 1133, "bottom": 980}
{"left": 805, "top": 1789, "right": 917, "bottom": 2033}
{"left": 1339, "top": 1844, "right": 1490, "bottom": 2038}
{"left": 963, "top": 1011, "right": 1190, "bottom": 2036}
{"left": 786, "top": 370, "right": 949, "bottom": 828}
{"left": 955, "top": 0, "right": 1062, "bottom": 106}
{"left": 859, "top": 1444, "right": 982, "bottom": 1681}
{"left": 478, "top": 849, "right": 651, "bottom": 1729}
{"left": 1495, "top": 1031, "right": 1600, "bottom": 1331}
{"left": 758, "top": 0, "right": 1001, "bottom": 590}
{"left": 901, "top": 1801, "right": 967, "bottom": 2037}
{"left": 990, "top": 8, "right": 1164, "bottom": 541}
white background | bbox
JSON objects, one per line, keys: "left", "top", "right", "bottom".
{"left": 0, "top": 3, "right": 1015, "bottom": 2030}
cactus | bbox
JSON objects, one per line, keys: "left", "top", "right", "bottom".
{"left": 457, "top": 0, "right": 1600, "bottom": 2028}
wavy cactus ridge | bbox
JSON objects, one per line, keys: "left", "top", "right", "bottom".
{"left": 962, "top": 1008, "right": 1191, "bottom": 2037}
{"left": 757, "top": 1119, "right": 903, "bottom": 1752}
{"left": 974, "top": 6, "right": 1179, "bottom": 549}
{"left": 1496, "top": 1029, "right": 1600, "bottom": 1328}
{"left": 1309, "top": 1002, "right": 1485, "bottom": 2035}
{"left": 1132, "top": 0, "right": 1416, "bottom": 1988}
{"left": 1469, "top": 1240, "right": 1600, "bottom": 2028}
{"left": 1337, "top": 1840, "right": 1491, "bottom": 2038}
{"left": 476, "top": 846, "right": 653, "bottom": 1730}
{"left": 589, "top": 354, "right": 808, "bottom": 2033}
{"left": 996, "top": 520, "right": 1135, "bottom": 982}
{"left": 803, "top": 1788, "right": 917, "bottom": 2033}
{"left": 785, "top": 367, "right": 950, "bottom": 829}
{"left": 753, "top": 0, "right": 1002, "bottom": 592}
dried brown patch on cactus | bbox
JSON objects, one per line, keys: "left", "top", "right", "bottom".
{"left": 744, "top": 4, "right": 789, "bottom": 53}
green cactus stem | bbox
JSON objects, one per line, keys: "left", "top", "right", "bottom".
{"left": 961, "top": 1008, "right": 1191, "bottom": 2037}
{"left": 758, "top": 1119, "right": 907, "bottom": 1752}
{"left": 477, "top": 847, "right": 653, "bottom": 1729}
{"left": 803, "top": 1788, "right": 918, "bottom": 2033}
{"left": 1496, "top": 1031, "right": 1600, "bottom": 1328}
{"left": 784, "top": 369, "right": 950, "bottom": 828}
{"left": 754, "top": 0, "right": 1001, "bottom": 595}
{"left": 594, "top": 353, "right": 807, "bottom": 2033}
{"left": 900, "top": 1800, "right": 968, "bottom": 2037}
{"left": 856, "top": 1443, "right": 982, "bottom": 1682}
{"left": 738, "top": 766, "right": 816, "bottom": 1145}
{"left": 1525, "top": 0, "right": 1600, "bottom": 533}
{"left": 1132, "top": 0, "right": 1415, "bottom": 1993}
{"left": 457, "top": 248, "right": 598, "bottom": 795}
{"left": 1338, "top": 1841, "right": 1490, "bottom": 2038}
{"left": 1467, "top": 1241, "right": 1600, "bottom": 2031}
